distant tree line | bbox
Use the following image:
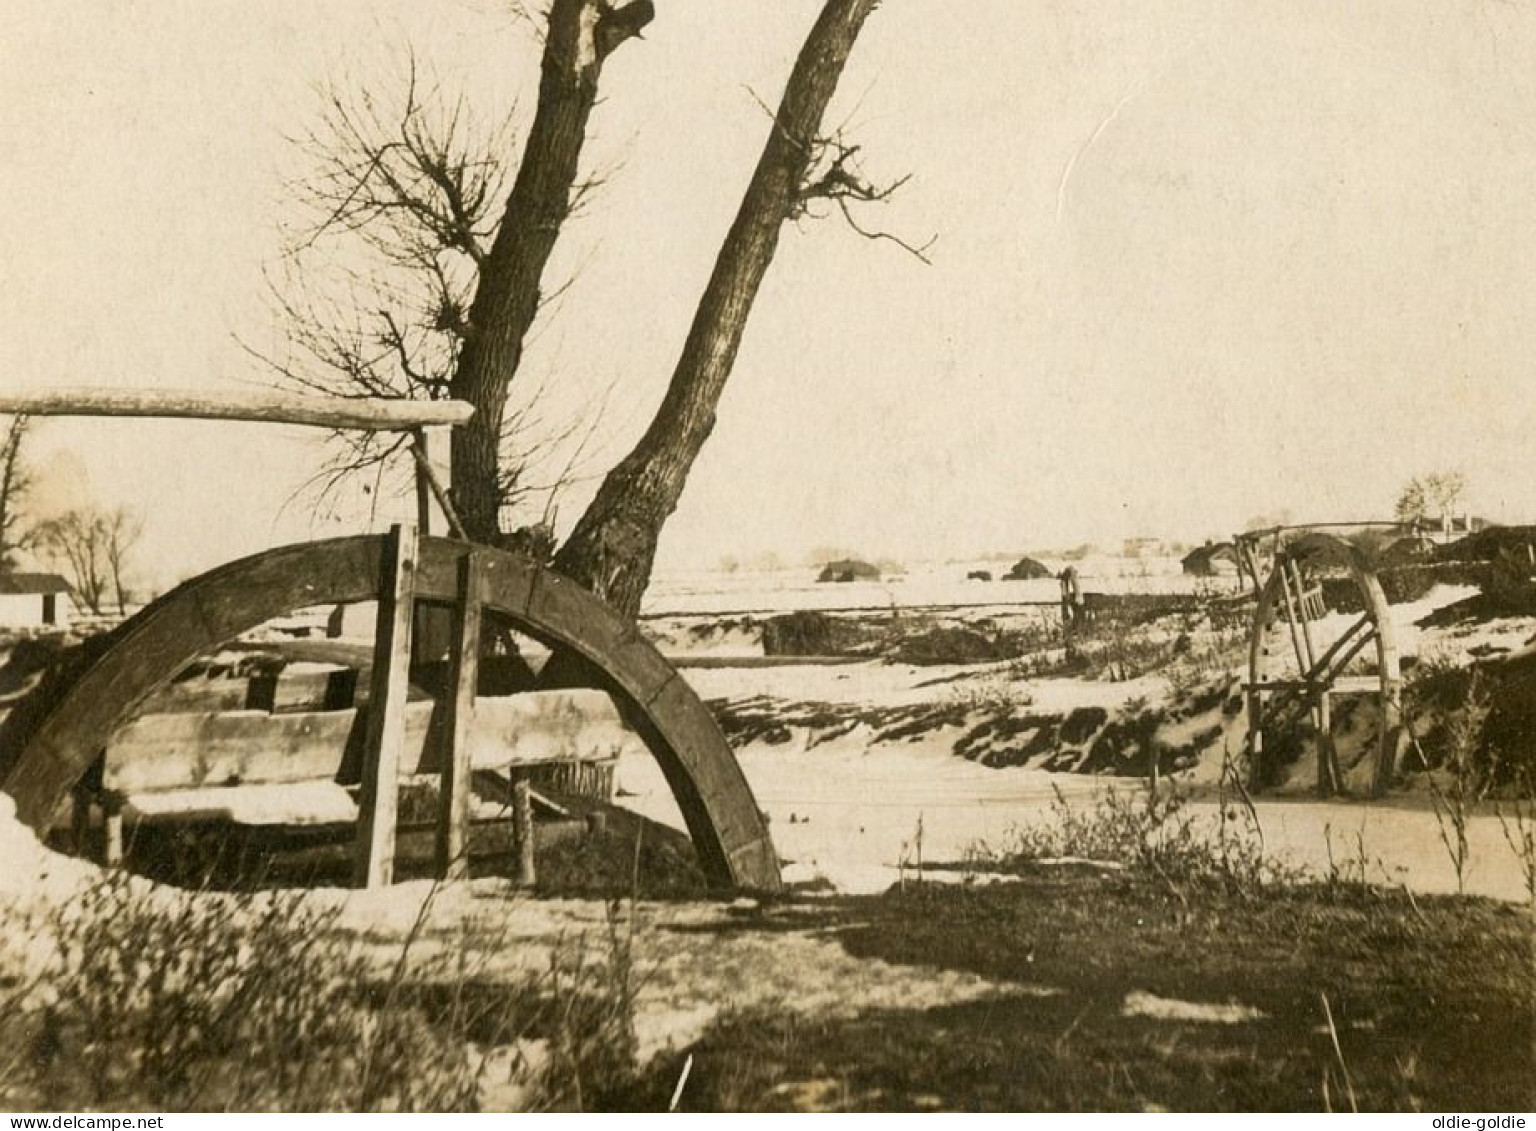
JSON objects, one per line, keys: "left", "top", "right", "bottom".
{"left": 0, "top": 414, "right": 144, "bottom": 614}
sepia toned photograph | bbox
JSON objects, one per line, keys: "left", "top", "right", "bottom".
{"left": 1, "top": 0, "right": 1533, "bottom": 1115}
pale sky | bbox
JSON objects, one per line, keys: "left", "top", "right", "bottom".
{"left": 2, "top": 1, "right": 1534, "bottom": 588}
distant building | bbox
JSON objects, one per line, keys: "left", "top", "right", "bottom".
{"left": 816, "top": 559, "right": 880, "bottom": 583}
{"left": 1180, "top": 542, "right": 1240, "bottom": 578}
{"left": 1003, "top": 556, "right": 1053, "bottom": 581}
{"left": 0, "top": 572, "right": 74, "bottom": 628}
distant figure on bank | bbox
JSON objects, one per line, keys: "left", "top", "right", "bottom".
{"left": 1059, "top": 565, "right": 1085, "bottom": 633}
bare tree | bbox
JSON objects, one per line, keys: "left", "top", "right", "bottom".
{"left": 1395, "top": 471, "right": 1469, "bottom": 534}
{"left": 556, "top": 0, "right": 919, "bottom": 615}
{"left": 0, "top": 415, "right": 30, "bottom": 569}
{"left": 32, "top": 505, "right": 142, "bottom": 615}
{"left": 267, "top": 0, "right": 654, "bottom": 537}
{"left": 101, "top": 507, "right": 144, "bottom": 613}
{"left": 271, "top": 1, "right": 919, "bottom": 620}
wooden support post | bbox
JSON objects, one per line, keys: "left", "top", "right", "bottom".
{"left": 70, "top": 788, "right": 92, "bottom": 859}
{"left": 412, "top": 428, "right": 435, "bottom": 538}
{"left": 1316, "top": 690, "right": 1340, "bottom": 797}
{"left": 512, "top": 774, "right": 537, "bottom": 887}
{"left": 354, "top": 523, "right": 418, "bottom": 889}
{"left": 435, "top": 551, "right": 485, "bottom": 881}
{"left": 1378, "top": 676, "right": 1404, "bottom": 796}
{"left": 1275, "top": 559, "right": 1311, "bottom": 678}
{"left": 101, "top": 793, "right": 124, "bottom": 867}
{"left": 1238, "top": 540, "right": 1264, "bottom": 597}
{"left": 1288, "top": 561, "right": 1318, "bottom": 662}
{"left": 1283, "top": 558, "right": 1333, "bottom": 788}
{"left": 409, "top": 428, "right": 467, "bottom": 540}
{"left": 1246, "top": 688, "right": 1265, "bottom": 791}
{"left": 409, "top": 429, "right": 458, "bottom": 667}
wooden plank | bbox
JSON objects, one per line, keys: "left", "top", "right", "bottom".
{"left": 1332, "top": 675, "right": 1382, "bottom": 696}
{"left": 461, "top": 691, "right": 633, "bottom": 767}
{"left": 225, "top": 638, "right": 375, "bottom": 669}
{"left": 102, "top": 793, "right": 124, "bottom": 867}
{"left": 142, "top": 669, "right": 359, "bottom": 716}
{"left": 141, "top": 680, "right": 250, "bottom": 714}
{"left": 354, "top": 524, "right": 418, "bottom": 889}
{"left": 247, "top": 668, "right": 360, "bottom": 713}
{"left": 1244, "top": 680, "right": 1322, "bottom": 692}
{"left": 103, "top": 690, "right": 636, "bottom": 794}
{"left": 0, "top": 387, "right": 472, "bottom": 431}
{"left": 105, "top": 709, "right": 364, "bottom": 792}
{"left": 436, "top": 551, "right": 485, "bottom": 882}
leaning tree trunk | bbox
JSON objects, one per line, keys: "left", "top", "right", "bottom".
{"left": 555, "top": 0, "right": 881, "bottom": 616}
{"left": 449, "top": 0, "right": 654, "bottom": 542}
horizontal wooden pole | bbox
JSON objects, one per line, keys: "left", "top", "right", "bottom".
{"left": 0, "top": 387, "right": 473, "bottom": 432}
{"left": 1244, "top": 680, "right": 1321, "bottom": 692}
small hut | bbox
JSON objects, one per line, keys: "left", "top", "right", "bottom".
{"left": 816, "top": 559, "right": 880, "bottom": 583}
{"left": 1180, "top": 542, "right": 1239, "bottom": 578}
{"left": 1003, "top": 556, "right": 1052, "bottom": 581}
{"left": 0, "top": 573, "right": 74, "bottom": 628}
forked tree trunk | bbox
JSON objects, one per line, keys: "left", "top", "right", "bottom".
{"left": 450, "top": 0, "right": 654, "bottom": 542}
{"left": 555, "top": 0, "right": 881, "bottom": 615}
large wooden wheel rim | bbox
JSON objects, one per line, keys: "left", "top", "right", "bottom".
{"left": 1244, "top": 532, "right": 1404, "bottom": 795}
{"left": 0, "top": 535, "right": 781, "bottom": 891}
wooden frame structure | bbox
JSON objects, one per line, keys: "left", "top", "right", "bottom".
{"left": 0, "top": 532, "right": 781, "bottom": 890}
{"left": 1243, "top": 531, "right": 1404, "bottom": 797}
{"left": 0, "top": 388, "right": 780, "bottom": 891}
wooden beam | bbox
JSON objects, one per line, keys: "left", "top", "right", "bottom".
{"left": 1288, "top": 560, "right": 1318, "bottom": 654}
{"left": 512, "top": 774, "right": 536, "bottom": 888}
{"left": 410, "top": 428, "right": 468, "bottom": 539}
{"left": 1308, "top": 615, "right": 1373, "bottom": 682}
{"left": 102, "top": 691, "right": 635, "bottom": 793}
{"left": 0, "top": 387, "right": 472, "bottom": 432}
{"left": 1244, "top": 679, "right": 1326, "bottom": 692}
{"left": 1316, "top": 690, "right": 1340, "bottom": 797}
{"left": 436, "top": 551, "right": 485, "bottom": 881}
{"left": 1275, "top": 558, "right": 1312, "bottom": 678}
{"left": 101, "top": 793, "right": 125, "bottom": 867}
{"left": 354, "top": 524, "right": 418, "bottom": 889}
{"left": 70, "top": 788, "right": 91, "bottom": 858}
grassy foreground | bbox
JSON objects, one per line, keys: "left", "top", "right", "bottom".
{"left": 4, "top": 781, "right": 1531, "bottom": 1112}
{"left": 619, "top": 872, "right": 1533, "bottom": 1112}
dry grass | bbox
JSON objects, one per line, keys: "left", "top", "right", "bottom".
{"left": 0, "top": 872, "right": 643, "bottom": 1112}
{"left": 612, "top": 874, "right": 1533, "bottom": 1111}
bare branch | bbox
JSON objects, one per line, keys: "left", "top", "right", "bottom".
{"left": 744, "top": 82, "right": 934, "bottom": 265}
{"left": 832, "top": 195, "right": 936, "bottom": 264}
{"left": 794, "top": 132, "right": 935, "bottom": 264}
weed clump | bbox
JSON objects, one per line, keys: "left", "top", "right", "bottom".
{"left": 1, "top": 872, "right": 644, "bottom": 1112}
{"left": 973, "top": 773, "right": 1297, "bottom": 897}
